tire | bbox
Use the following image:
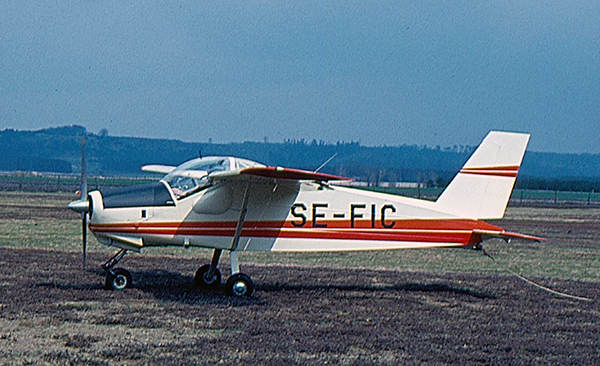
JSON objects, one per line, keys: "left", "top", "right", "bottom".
{"left": 105, "top": 268, "right": 132, "bottom": 291}
{"left": 224, "top": 273, "right": 254, "bottom": 297}
{"left": 194, "top": 264, "right": 221, "bottom": 290}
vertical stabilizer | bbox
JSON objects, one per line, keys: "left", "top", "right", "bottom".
{"left": 435, "top": 131, "right": 530, "bottom": 219}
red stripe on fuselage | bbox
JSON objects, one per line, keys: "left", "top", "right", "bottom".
{"left": 89, "top": 219, "right": 504, "bottom": 246}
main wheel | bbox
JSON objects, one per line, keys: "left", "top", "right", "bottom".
{"left": 224, "top": 273, "right": 254, "bottom": 297}
{"left": 105, "top": 268, "right": 132, "bottom": 291}
{"left": 194, "top": 264, "right": 221, "bottom": 290}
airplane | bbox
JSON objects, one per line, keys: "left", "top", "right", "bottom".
{"left": 68, "top": 131, "right": 542, "bottom": 297}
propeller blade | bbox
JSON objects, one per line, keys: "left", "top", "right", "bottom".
{"left": 82, "top": 212, "right": 87, "bottom": 270}
{"left": 80, "top": 136, "right": 87, "bottom": 270}
{"left": 81, "top": 135, "right": 87, "bottom": 200}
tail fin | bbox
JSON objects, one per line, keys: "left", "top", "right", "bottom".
{"left": 435, "top": 131, "right": 530, "bottom": 219}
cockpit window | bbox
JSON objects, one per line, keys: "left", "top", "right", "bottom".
{"left": 236, "top": 158, "right": 263, "bottom": 169}
{"left": 174, "top": 157, "right": 231, "bottom": 173}
{"left": 162, "top": 156, "right": 265, "bottom": 200}
{"left": 165, "top": 175, "right": 207, "bottom": 199}
{"left": 163, "top": 157, "right": 231, "bottom": 199}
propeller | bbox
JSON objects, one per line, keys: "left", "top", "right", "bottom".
{"left": 67, "top": 136, "right": 91, "bottom": 270}
{"left": 64, "top": 136, "right": 89, "bottom": 269}
{"left": 80, "top": 136, "right": 88, "bottom": 270}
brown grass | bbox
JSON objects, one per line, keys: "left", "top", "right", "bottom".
{"left": 0, "top": 193, "right": 598, "bottom": 365}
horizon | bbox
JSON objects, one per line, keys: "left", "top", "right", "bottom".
{"left": 6, "top": 124, "right": 599, "bottom": 157}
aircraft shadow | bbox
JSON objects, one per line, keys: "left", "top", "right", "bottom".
{"left": 129, "top": 269, "right": 497, "bottom": 303}
{"left": 33, "top": 269, "right": 496, "bottom": 304}
{"left": 128, "top": 269, "right": 265, "bottom": 306}
{"left": 257, "top": 282, "right": 497, "bottom": 299}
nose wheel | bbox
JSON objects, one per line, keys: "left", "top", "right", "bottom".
{"left": 105, "top": 268, "right": 132, "bottom": 290}
{"left": 102, "top": 249, "right": 132, "bottom": 291}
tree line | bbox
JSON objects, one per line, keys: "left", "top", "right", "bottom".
{"left": 1, "top": 125, "right": 599, "bottom": 192}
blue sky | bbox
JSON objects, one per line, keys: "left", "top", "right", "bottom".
{"left": 1, "top": 1, "right": 599, "bottom": 153}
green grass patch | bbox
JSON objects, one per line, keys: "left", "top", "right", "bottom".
{"left": 0, "top": 220, "right": 84, "bottom": 252}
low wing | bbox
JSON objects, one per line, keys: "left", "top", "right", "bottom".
{"left": 141, "top": 164, "right": 176, "bottom": 174}
{"left": 210, "top": 166, "right": 353, "bottom": 182}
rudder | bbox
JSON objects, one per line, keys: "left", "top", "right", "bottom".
{"left": 435, "top": 131, "right": 530, "bottom": 219}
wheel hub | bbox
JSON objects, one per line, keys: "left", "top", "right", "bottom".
{"left": 114, "top": 275, "right": 127, "bottom": 289}
{"left": 232, "top": 281, "right": 247, "bottom": 296}
{"left": 203, "top": 272, "right": 216, "bottom": 284}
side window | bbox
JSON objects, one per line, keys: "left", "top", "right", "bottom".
{"left": 206, "top": 160, "right": 228, "bottom": 173}
{"left": 163, "top": 157, "right": 239, "bottom": 200}
{"left": 168, "top": 176, "right": 208, "bottom": 199}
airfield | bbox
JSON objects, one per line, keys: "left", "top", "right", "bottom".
{"left": 0, "top": 192, "right": 598, "bottom": 365}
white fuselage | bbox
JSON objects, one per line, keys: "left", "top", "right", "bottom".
{"left": 88, "top": 180, "right": 502, "bottom": 253}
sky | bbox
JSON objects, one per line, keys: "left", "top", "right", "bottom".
{"left": 1, "top": 1, "right": 599, "bottom": 153}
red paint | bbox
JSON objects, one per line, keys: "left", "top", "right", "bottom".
{"left": 459, "top": 166, "right": 520, "bottom": 178}
{"left": 240, "top": 167, "right": 352, "bottom": 181}
{"left": 90, "top": 218, "right": 509, "bottom": 246}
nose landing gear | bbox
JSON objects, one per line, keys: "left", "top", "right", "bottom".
{"left": 102, "top": 249, "right": 132, "bottom": 291}
{"left": 105, "top": 267, "right": 132, "bottom": 291}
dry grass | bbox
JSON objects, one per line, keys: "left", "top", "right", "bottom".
{"left": 0, "top": 192, "right": 598, "bottom": 365}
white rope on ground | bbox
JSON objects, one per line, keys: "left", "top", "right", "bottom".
{"left": 482, "top": 249, "right": 593, "bottom": 303}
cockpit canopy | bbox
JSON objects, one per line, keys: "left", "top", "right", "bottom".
{"left": 163, "top": 156, "right": 264, "bottom": 199}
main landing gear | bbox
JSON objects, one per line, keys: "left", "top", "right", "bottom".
{"left": 102, "top": 249, "right": 132, "bottom": 290}
{"left": 99, "top": 247, "right": 253, "bottom": 296}
{"left": 194, "top": 249, "right": 254, "bottom": 297}
{"left": 195, "top": 182, "right": 254, "bottom": 297}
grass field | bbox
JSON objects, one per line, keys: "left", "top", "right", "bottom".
{"left": 0, "top": 193, "right": 600, "bottom": 281}
{"left": 0, "top": 191, "right": 598, "bottom": 281}
{"left": 0, "top": 192, "right": 598, "bottom": 365}
{"left": 0, "top": 192, "right": 599, "bottom": 282}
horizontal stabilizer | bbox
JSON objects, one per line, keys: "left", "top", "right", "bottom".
{"left": 473, "top": 229, "right": 546, "bottom": 242}
{"left": 141, "top": 164, "right": 176, "bottom": 174}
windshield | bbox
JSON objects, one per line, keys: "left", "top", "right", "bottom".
{"left": 162, "top": 156, "right": 265, "bottom": 200}
{"left": 164, "top": 157, "right": 231, "bottom": 199}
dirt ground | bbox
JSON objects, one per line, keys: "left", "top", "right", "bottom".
{"left": 0, "top": 193, "right": 599, "bottom": 365}
{"left": 0, "top": 247, "right": 598, "bottom": 365}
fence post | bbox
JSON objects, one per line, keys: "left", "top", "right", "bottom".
{"left": 520, "top": 190, "right": 524, "bottom": 205}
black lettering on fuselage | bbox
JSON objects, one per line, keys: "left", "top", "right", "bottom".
{"left": 312, "top": 203, "right": 328, "bottom": 228}
{"left": 381, "top": 204, "right": 396, "bottom": 228}
{"left": 371, "top": 204, "right": 376, "bottom": 228}
{"left": 350, "top": 204, "right": 366, "bottom": 228}
{"left": 290, "top": 202, "right": 397, "bottom": 229}
{"left": 291, "top": 203, "right": 307, "bottom": 227}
